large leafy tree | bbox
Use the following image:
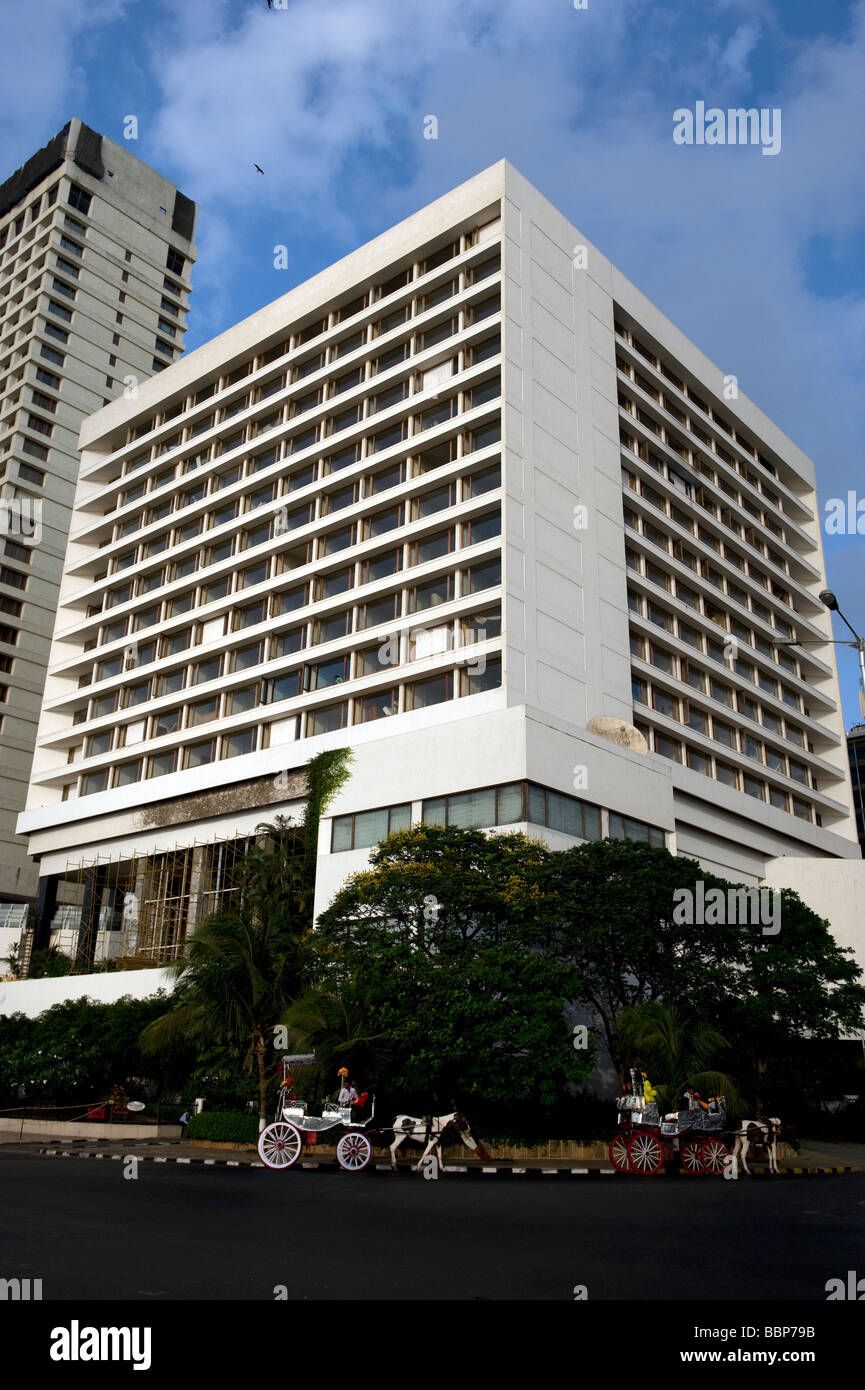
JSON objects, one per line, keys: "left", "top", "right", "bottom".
{"left": 538, "top": 839, "right": 865, "bottom": 1089}
{"left": 314, "top": 824, "right": 592, "bottom": 1107}
{"left": 140, "top": 748, "right": 353, "bottom": 1125}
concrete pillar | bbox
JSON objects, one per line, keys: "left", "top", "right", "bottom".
{"left": 30, "top": 874, "right": 58, "bottom": 962}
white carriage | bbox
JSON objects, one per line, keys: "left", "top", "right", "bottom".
{"left": 257, "top": 1055, "right": 376, "bottom": 1173}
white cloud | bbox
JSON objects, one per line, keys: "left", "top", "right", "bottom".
{"left": 718, "top": 22, "right": 762, "bottom": 81}
{"left": 0, "top": 0, "right": 127, "bottom": 160}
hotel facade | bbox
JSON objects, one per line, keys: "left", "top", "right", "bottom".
{"left": 12, "top": 161, "right": 863, "bottom": 991}
{"left": 0, "top": 119, "right": 197, "bottom": 961}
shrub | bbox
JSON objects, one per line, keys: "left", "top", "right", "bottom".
{"left": 184, "top": 1110, "right": 259, "bottom": 1143}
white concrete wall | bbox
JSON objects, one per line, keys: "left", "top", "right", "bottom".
{"left": 0, "top": 966, "right": 172, "bottom": 1018}
{"left": 762, "top": 856, "right": 865, "bottom": 979}
{"left": 502, "top": 166, "right": 633, "bottom": 734}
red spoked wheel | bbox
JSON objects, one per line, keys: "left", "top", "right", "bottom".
{"left": 258, "top": 1121, "right": 303, "bottom": 1170}
{"left": 701, "top": 1138, "right": 729, "bottom": 1176}
{"left": 680, "top": 1137, "right": 705, "bottom": 1176}
{"left": 627, "top": 1131, "right": 664, "bottom": 1176}
{"left": 609, "top": 1131, "right": 632, "bottom": 1173}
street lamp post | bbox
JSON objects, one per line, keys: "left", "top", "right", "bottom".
{"left": 818, "top": 591, "right": 865, "bottom": 719}
{"left": 770, "top": 590, "right": 865, "bottom": 720}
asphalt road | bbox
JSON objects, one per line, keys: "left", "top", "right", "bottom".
{"left": 1, "top": 1152, "right": 862, "bottom": 1301}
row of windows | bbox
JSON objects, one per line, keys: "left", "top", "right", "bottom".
{"left": 83, "top": 618, "right": 500, "bottom": 736}
{"left": 106, "top": 412, "right": 500, "bottom": 568}
{"left": 623, "top": 469, "right": 793, "bottom": 605}
{"left": 128, "top": 293, "right": 498, "bottom": 457}
{"left": 66, "top": 658, "right": 503, "bottom": 797}
{"left": 632, "top": 720, "right": 817, "bottom": 821}
{"left": 621, "top": 430, "right": 789, "bottom": 548}
{"left": 114, "top": 344, "right": 499, "bottom": 513}
{"left": 627, "top": 558, "right": 804, "bottom": 682}
{"left": 331, "top": 781, "right": 665, "bottom": 853}
{"left": 92, "top": 506, "right": 501, "bottom": 645}
{"left": 0, "top": 181, "right": 63, "bottom": 255}
{"left": 111, "top": 428, "right": 498, "bottom": 554}
{"left": 113, "top": 354, "right": 499, "bottom": 534}
{"left": 84, "top": 453, "right": 500, "bottom": 635}
{"left": 625, "top": 540, "right": 797, "bottom": 653}
{"left": 614, "top": 318, "right": 779, "bottom": 481}
{"left": 118, "top": 230, "right": 500, "bottom": 451}
{"left": 627, "top": 593, "right": 808, "bottom": 716}
{"left": 82, "top": 559, "right": 502, "bottom": 693}
{"left": 631, "top": 671, "right": 814, "bottom": 779}
{"left": 79, "top": 609, "right": 500, "bottom": 721}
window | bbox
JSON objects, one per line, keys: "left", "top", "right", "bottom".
{"left": 654, "top": 732, "right": 682, "bottom": 762}
{"left": 608, "top": 812, "right": 665, "bottom": 847}
{"left": 223, "top": 729, "right": 256, "bottom": 759}
{"left": 410, "top": 531, "right": 455, "bottom": 565}
{"left": 462, "top": 656, "right": 501, "bottom": 695}
{"left": 18, "top": 461, "right": 45, "bottom": 485}
{"left": 332, "top": 803, "right": 411, "bottom": 851}
{"left": 231, "top": 642, "right": 265, "bottom": 672}
{"left": 464, "top": 558, "right": 500, "bottom": 595}
{"left": 68, "top": 184, "right": 91, "bottom": 214}
{"left": 81, "top": 771, "right": 108, "bottom": 796}
{"left": 464, "top": 464, "right": 501, "bottom": 496}
{"left": 148, "top": 751, "right": 177, "bottom": 778}
{"left": 166, "top": 248, "right": 185, "bottom": 276}
{"left": 406, "top": 671, "right": 453, "bottom": 709}
{"left": 409, "top": 575, "right": 454, "bottom": 612}
{"left": 306, "top": 702, "right": 348, "bottom": 735}
{"left": 186, "top": 739, "right": 216, "bottom": 768}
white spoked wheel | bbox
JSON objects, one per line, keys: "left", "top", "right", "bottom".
{"left": 258, "top": 1121, "right": 302, "bottom": 1170}
{"left": 336, "top": 1130, "right": 373, "bottom": 1172}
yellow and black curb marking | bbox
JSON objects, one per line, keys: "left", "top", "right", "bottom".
{"left": 36, "top": 1148, "right": 857, "bottom": 1178}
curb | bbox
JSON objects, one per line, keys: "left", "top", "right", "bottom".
{"left": 35, "top": 1148, "right": 856, "bottom": 1178}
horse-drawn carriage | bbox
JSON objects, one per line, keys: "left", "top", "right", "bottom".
{"left": 609, "top": 1069, "right": 782, "bottom": 1176}
{"left": 257, "top": 1055, "right": 491, "bottom": 1174}
{"left": 609, "top": 1068, "right": 731, "bottom": 1176}
{"left": 257, "top": 1055, "right": 377, "bottom": 1171}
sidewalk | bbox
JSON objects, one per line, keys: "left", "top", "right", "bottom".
{"left": 5, "top": 1133, "right": 863, "bottom": 1177}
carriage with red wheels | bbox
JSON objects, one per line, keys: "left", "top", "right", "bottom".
{"left": 257, "top": 1055, "right": 377, "bottom": 1173}
{"left": 609, "top": 1069, "right": 730, "bottom": 1176}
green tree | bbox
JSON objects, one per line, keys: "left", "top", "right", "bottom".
{"left": 615, "top": 1000, "right": 737, "bottom": 1114}
{"left": 538, "top": 839, "right": 865, "bottom": 1096}
{"left": 315, "top": 824, "right": 591, "bottom": 1106}
{"left": 140, "top": 747, "right": 353, "bottom": 1126}
{"left": 0, "top": 993, "right": 194, "bottom": 1104}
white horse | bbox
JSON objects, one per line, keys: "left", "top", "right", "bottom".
{"left": 731, "top": 1117, "right": 782, "bottom": 1176}
{"left": 389, "top": 1111, "right": 491, "bottom": 1172}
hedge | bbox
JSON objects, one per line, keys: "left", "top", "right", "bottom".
{"left": 184, "top": 1110, "right": 259, "bottom": 1143}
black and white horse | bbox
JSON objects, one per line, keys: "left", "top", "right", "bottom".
{"left": 389, "top": 1111, "right": 491, "bottom": 1171}
{"left": 731, "top": 1117, "right": 782, "bottom": 1176}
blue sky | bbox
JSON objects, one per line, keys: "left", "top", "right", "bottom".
{"left": 3, "top": 0, "right": 863, "bottom": 726}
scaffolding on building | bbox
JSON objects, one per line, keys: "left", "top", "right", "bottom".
{"left": 18, "top": 832, "right": 255, "bottom": 976}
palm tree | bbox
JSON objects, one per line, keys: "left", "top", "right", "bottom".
{"left": 280, "top": 984, "right": 392, "bottom": 1089}
{"left": 140, "top": 748, "right": 353, "bottom": 1127}
{"left": 615, "top": 1000, "right": 738, "bottom": 1113}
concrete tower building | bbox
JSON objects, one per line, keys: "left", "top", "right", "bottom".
{"left": 12, "top": 161, "right": 862, "bottom": 994}
{"left": 0, "top": 119, "right": 197, "bottom": 959}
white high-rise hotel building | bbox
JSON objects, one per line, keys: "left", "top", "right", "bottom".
{"left": 15, "top": 162, "right": 862, "bottom": 979}
{"left": 0, "top": 119, "right": 197, "bottom": 956}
